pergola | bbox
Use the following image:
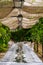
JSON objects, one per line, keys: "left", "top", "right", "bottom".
{"left": 0, "top": 0, "right": 43, "bottom": 29}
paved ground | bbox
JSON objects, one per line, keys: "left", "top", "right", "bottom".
{"left": 0, "top": 62, "right": 43, "bottom": 65}
{"left": 0, "top": 42, "right": 43, "bottom": 65}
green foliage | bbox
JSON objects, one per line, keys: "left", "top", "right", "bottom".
{"left": 11, "top": 28, "right": 31, "bottom": 42}
{"left": 11, "top": 17, "right": 43, "bottom": 45}
{"left": 31, "top": 17, "right": 43, "bottom": 44}
{"left": 0, "top": 22, "right": 11, "bottom": 52}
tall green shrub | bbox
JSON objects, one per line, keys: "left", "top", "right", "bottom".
{"left": 0, "top": 23, "right": 11, "bottom": 52}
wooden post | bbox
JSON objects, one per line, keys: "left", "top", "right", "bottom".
{"left": 34, "top": 42, "right": 35, "bottom": 50}
{"left": 37, "top": 42, "right": 38, "bottom": 52}
{"left": 42, "top": 43, "right": 43, "bottom": 57}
